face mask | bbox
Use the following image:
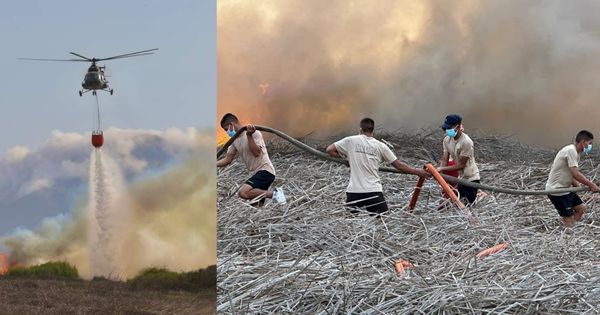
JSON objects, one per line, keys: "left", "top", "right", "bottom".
{"left": 226, "top": 129, "right": 236, "bottom": 138}
{"left": 584, "top": 144, "right": 593, "bottom": 154}
{"left": 446, "top": 128, "right": 457, "bottom": 138}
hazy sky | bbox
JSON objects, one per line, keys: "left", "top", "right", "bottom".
{"left": 0, "top": 0, "right": 215, "bottom": 153}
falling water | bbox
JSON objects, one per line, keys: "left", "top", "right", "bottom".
{"left": 87, "top": 149, "right": 132, "bottom": 279}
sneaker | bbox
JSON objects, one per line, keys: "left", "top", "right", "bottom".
{"left": 273, "top": 187, "right": 287, "bottom": 205}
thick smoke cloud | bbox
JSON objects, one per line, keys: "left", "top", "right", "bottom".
{"left": 219, "top": 0, "right": 600, "bottom": 145}
{"left": 0, "top": 128, "right": 215, "bottom": 279}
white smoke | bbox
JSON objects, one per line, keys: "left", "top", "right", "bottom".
{"left": 16, "top": 178, "right": 53, "bottom": 198}
{"left": 218, "top": 0, "right": 600, "bottom": 145}
{"left": 0, "top": 127, "right": 204, "bottom": 210}
{"left": 4, "top": 146, "right": 30, "bottom": 163}
{"left": 0, "top": 127, "right": 215, "bottom": 279}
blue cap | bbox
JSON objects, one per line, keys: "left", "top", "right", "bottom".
{"left": 441, "top": 114, "right": 462, "bottom": 129}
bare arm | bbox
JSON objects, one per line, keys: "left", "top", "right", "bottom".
{"left": 326, "top": 144, "right": 343, "bottom": 158}
{"left": 440, "top": 151, "right": 449, "bottom": 167}
{"left": 217, "top": 153, "right": 235, "bottom": 168}
{"left": 570, "top": 167, "right": 600, "bottom": 192}
{"left": 391, "top": 160, "right": 430, "bottom": 178}
{"left": 246, "top": 125, "right": 261, "bottom": 157}
{"left": 438, "top": 155, "right": 468, "bottom": 172}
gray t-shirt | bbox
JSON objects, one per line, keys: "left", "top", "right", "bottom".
{"left": 227, "top": 130, "right": 276, "bottom": 175}
{"left": 443, "top": 133, "right": 480, "bottom": 182}
{"left": 334, "top": 135, "right": 397, "bottom": 193}
{"left": 546, "top": 144, "right": 579, "bottom": 196}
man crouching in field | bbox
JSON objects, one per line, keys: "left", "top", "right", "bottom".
{"left": 326, "top": 118, "right": 430, "bottom": 214}
{"left": 217, "top": 113, "right": 286, "bottom": 205}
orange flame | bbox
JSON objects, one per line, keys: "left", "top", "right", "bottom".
{"left": 0, "top": 253, "right": 8, "bottom": 275}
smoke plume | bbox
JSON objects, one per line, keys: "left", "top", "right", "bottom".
{"left": 218, "top": 0, "right": 600, "bottom": 145}
{"left": 0, "top": 128, "right": 215, "bottom": 279}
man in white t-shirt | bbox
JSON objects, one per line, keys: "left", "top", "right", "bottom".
{"left": 546, "top": 130, "right": 599, "bottom": 227}
{"left": 437, "top": 114, "right": 481, "bottom": 205}
{"left": 217, "top": 113, "right": 286, "bottom": 205}
{"left": 326, "top": 118, "right": 430, "bottom": 214}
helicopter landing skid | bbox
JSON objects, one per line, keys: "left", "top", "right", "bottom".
{"left": 79, "top": 89, "right": 114, "bottom": 97}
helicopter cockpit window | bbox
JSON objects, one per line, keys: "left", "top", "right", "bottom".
{"left": 85, "top": 72, "right": 99, "bottom": 82}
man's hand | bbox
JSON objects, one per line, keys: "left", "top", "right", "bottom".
{"left": 246, "top": 124, "right": 256, "bottom": 135}
{"left": 326, "top": 144, "right": 343, "bottom": 158}
{"left": 416, "top": 169, "right": 431, "bottom": 179}
{"left": 571, "top": 167, "right": 599, "bottom": 193}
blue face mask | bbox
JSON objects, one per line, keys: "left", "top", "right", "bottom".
{"left": 584, "top": 144, "right": 593, "bottom": 154}
{"left": 226, "top": 129, "right": 236, "bottom": 138}
{"left": 446, "top": 128, "right": 457, "bottom": 138}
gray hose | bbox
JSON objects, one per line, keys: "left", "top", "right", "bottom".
{"left": 217, "top": 125, "right": 590, "bottom": 196}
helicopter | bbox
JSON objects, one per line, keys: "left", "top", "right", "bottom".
{"left": 18, "top": 48, "right": 158, "bottom": 96}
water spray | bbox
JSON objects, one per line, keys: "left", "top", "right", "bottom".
{"left": 88, "top": 149, "right": 132, "bottom": 279}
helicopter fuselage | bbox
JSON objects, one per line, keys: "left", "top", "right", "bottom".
{"left": 79, "top": 63, "right": 112, "bottom": 96}
{"left": 82, "top": 71, "right": 108, "bottom": 90}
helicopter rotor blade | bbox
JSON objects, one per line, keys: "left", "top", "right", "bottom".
{"left": 96, "top": 48, "right": 158, "bottom": 61}
{"left": 99, "top": 52, "right": 157, "bottom": 61}
{"left": 17, "top": 57, "right": 90, "bottom": 62}
{"left": 68, "top": 52, "right": 93, "bottom": 61}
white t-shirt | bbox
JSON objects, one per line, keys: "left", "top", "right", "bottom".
{"left": 227, "top": 131, "right": 276, "bottom": 175}
{"left": 546, "top": 144, "right": 580, "bottom": 196}
{"left": 443, "top": 133, "right": 480, "bottom": 182}
{"left": 334, "top": 135, "right": 397, "bottom": 193}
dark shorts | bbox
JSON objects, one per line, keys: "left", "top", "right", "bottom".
{"left": 345, "top": 192, "right": 389, "bottom": 214}
{"left": 548, "top": 192, "right": 583, "bottom": 217}
{"left": 457, "top": 180, "right": 480, "bottom": 205}
{"left": 245, "top": 170, "right": 275, "bottom": 190}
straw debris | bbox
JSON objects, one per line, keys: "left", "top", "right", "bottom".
{"left": 218, "top": 130, "right": 600, "bottom": 314}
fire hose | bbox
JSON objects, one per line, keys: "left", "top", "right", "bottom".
{"left": 217, "top": 125, "right": 592, "bottom": 196}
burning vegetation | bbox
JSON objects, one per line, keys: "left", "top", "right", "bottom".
{"left": 0, "top": 254, "right": 7, "bottom": 276}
